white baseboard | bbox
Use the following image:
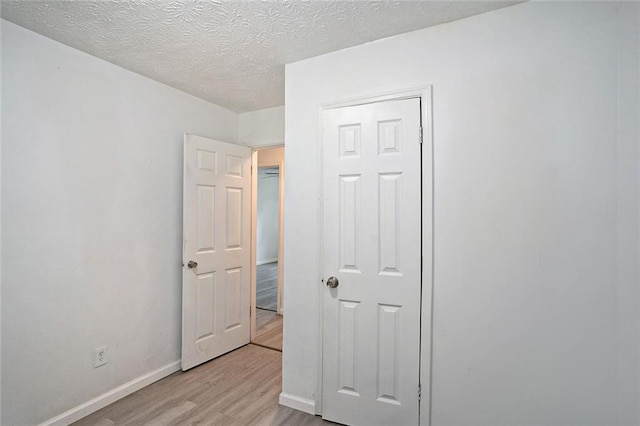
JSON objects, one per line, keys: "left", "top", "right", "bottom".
{"left": 256, "top": 258, "right": 278, "bottom": 266}
{"left": 278, "top": 392, "right": 316, "bottom": 415}
{"left": 40, "top": 360, "right": 181, "bottom": 426}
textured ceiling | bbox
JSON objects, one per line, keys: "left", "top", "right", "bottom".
{"left": 1, "top": 1, "right": 519, "bottom": 112}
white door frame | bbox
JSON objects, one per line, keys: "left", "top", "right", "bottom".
{"left": 250, "top": 145, "right": 285, "bottom": 341}
{"left": 317, "top": 86, "right": 434, "bottom": 425}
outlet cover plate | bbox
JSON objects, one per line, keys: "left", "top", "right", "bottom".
{"left": 94, "top": 345, "right": 108, "bottom": 368}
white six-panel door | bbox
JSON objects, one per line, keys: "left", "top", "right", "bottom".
{"left": 322, "top": 98, "right": 422, "bottom": 425}
{"left": 182, "top": 134, "right": 251, "bottom": 371}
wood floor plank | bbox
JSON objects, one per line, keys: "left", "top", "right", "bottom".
{"left": 254, "top": 309, "right": 283, "bottom": 351}
{"left": 256, "top": 262, "right": 278, "bottom": 311}
{"left": 254, "top": 326, "right": 283, "bottom": 351}
{"left": 73, "top": 345, "right": 333, "bottom": 426}
{"left": 256, "top": 308, "right": 277, "bottom": 330}
{"left": 92, "top": 419, "right": 116, "bottom": 426}
{"left": 144, "top": 400, "right": 197, "bottom": 425}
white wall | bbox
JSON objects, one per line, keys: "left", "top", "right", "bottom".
{"left": 0, "top": 18, "right": 3, "bottom": 424}
{"left": 238, "top": 105, "right": 284, "bottom": 147}
{"left": 1, "top": 20, "right": 238, "bottom": 425}
{"left": 283, "top": 2, "right": 639, "bottom": 425}
{"left": 257, "top": 167, "right": 280, "bottom": 263}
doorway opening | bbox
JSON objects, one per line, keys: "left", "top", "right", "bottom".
{"left": 256, "top": 166, "right": 279, "bottom": 312}
{"left": 251, "top": 146, "right": 285, "bottom": 351}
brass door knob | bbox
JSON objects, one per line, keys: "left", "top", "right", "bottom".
{"left": 187, "top": 260, "right": 198, "bottom": 269}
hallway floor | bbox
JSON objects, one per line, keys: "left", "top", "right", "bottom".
{"left": 253, "top": 308, "right": 283, "bottom": 351}
{"left": 256, "top": 262, "right": 278, "bottom": 311}
{"left": 73, "top": 345, "right": 332, "bottom": 426}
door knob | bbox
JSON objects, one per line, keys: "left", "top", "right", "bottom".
{"left": 326, "top": 276, "right": 339, "bottom": 288}
{"left": 187, "top": 260, "right": 198, "bottom": 269}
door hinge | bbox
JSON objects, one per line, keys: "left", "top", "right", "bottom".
{"left": 419, "top": 126, "right": 423, "bottom": 144}
{"left": 418, "top": 383, "right": 422, "bottom": 401}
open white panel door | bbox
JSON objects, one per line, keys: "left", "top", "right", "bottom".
{"left": 182, "top": 134, "right": 251, "bottom": 371}
{"left": 322, "top": 98, "right": 422, "bottom": 425}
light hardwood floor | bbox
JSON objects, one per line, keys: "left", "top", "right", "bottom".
{"left": 256, "top": 262, "right": 278, "bottom": 311}
{"left": 73, "top": 345, "right": 334, "bottom": 426}
{"left": 253, "top": 308, "right": 283, "bottom": 351}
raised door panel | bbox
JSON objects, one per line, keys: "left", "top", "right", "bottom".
{"left": 338, "top": 300, "right": 360, "bottom": 396}
{"left": 195, "top": 273, "right": 216, "bottom": 343}
{"left": 339, "top": 175, "right": 361, "bottom": 273}
{"left": 196, "top": 185, "right": 216, "bottom": 254}
{"left": 377, "top": 304, "right": 401, "bottom": 405}
{"left": 378, "top": 173, "right": 402, "bottom": 276}
{"left": 224, "top": 267, "right": 242, "bottom": 331}
{"left": 225, "top": 187, "right": 243, "bottom": 250}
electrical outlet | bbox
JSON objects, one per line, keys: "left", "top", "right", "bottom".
{"left": 94, "top": 346, "right": 108, "bottom": 368}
